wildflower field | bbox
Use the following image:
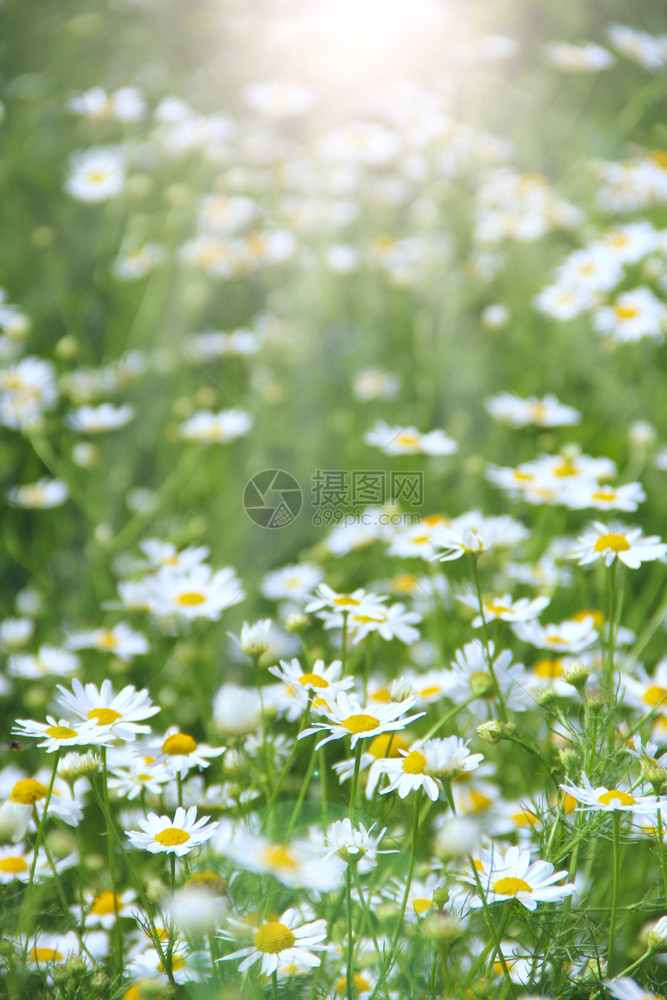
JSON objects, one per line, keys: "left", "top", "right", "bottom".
{"left": 3, "top": 0, "right": 667, "bottom": 998}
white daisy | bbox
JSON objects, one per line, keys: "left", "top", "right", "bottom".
{"left": 150, "top": 727, "right": 225, "bottom": 778}
{"left": 299, "top": 691, "right": 424, "bottom": 750}
{"left": 66, "top": 623, "right": 148, "bottom": 660}
{"left": 593, "top": 288, "right": 666, "bottom": 343}
{"left": 364, "top": 420, "right": 457, "bottom": 456}
{"left": 12, "top": 716, "right": 113, "bottom": 753}
{"left": 7, "top": 645, "right": 79, "bottom": 679}
{"left": 512, "top": 616, "right": 598, "bottom": 654}
{"left": 7, "top": 479, "right": 68, "bottom": 509}
{"left": 178, "top": 408, "right": 253, "bottom": 443}
{"left": 145, "top": 564, "right": 245, "bottom": 620}
{"left": 485, "top": 392, "right": 581, "bottom": 428}
{"left": 606, "top": 977, "right": 665, "bottom": 1000}
{"left": 0, "top": 843, "right": 76, "bottom": 883}
{"left": 570, "top": 522, "right": 667, "bottom": 568}
{"left": 457, "top": 589, "right": 549, "bottom": 627}
{"left": 218, "top": 907, "right": 327, "bottom": 976}
{"left": 319, "top": 818, "right": 396, "bottom": 871}
{"left": 463, "top": 845, "right": 575, "bottom": 911}
{"left": 127, "top": 806, "right": 218, "bottom": 856}
{"left": 260, "top": 562, "right": 324, "bottom": 602}
{"left": 66, "top": 403, "right": 135, "bottom": 433}
{"left": 561, "top": 773, "right": 663, "bottom": 815}
{"left": 371, "top": 736, "right": 484, "bottom": 801}
{"left": 65, "top": 146, "right": 126, "bottom": 203}
{"left": 267, "top": 657, "right": 353, "bottom": 719}
{"left": 56, "top": 678, "right": 159, "bottom": 740}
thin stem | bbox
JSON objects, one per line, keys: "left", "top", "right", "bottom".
{"left": 341, "top": 612, "right": 349, "bottom": 676}
{"left": 21, "top": 750, "right": 61, "bottom": 955}
{"left": 608, "top": 810, "right": 621, "bottom": 974}
{"left": 371, "top": 788, "right": 423, "bottom": 997}
{"left": 606, "top": 560, "right": 619, "bottom": 694}
{"left": 101, "top": 748, "right": 123, "bottom": 971}
{"left": 470, "top": 555, "right": 508, "bottom": 722}
{"left": 262, "top": 706, "right": 311, "bottom": 832}
{"left": 349, "top": 741, "right": 364, "bottom": 822}
{"left": 345, "top": 866, "right": 354, "bottom": 1000}
{"left": 657, "top": 811, "right": 667, "bottom": 905}
{"left": 165, "top": 853, "right": 176, "bottom": 981}
{"left": 352, "top": 868, "right": 391, "bottom": 1000}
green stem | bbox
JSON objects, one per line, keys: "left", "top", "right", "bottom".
{"left": 262, "top": 706, "right": 311, "bottom": 832}
{"left": 468, "top": 858, "right": 516, "bottom": 999}
{"left": 352, "top": 868, "right": 391, "bottom": 1000}
{"left": 606, "top": 561, "right": 619, "bottom": 694}
{"left": 349, "top": 741, "right": 364, "bottom": 822}
{"left": 608, "top": 811, "right": 621, "bottom": 974}
{"left": 21, "top": 750, "right": 61, "bottom": 955}
{"left": 345, "top": 866, "right": 354, "bottom": 1000}
{"left": 470, "top": 555, "right": 508, "bottom": 722}
{"left": 371, "top": 788, "right": 423, "bottom": 998}
{"left": 657, "top": 811, "right": 667, "bottom": 905}
{"left": 101, "top": 748, "right": 123, "bottom": 971}
{"left": 165, "top": 853, "right": 176, "bottom": 981}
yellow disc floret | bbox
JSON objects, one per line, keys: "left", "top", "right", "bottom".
{"left": 254, "top": 921, "right": 295, "bottom": 954}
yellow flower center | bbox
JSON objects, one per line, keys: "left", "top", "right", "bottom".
{"left": 594, "top": 533, "right": 630, "bottom": 553}
{"left": 513, "top": 470, "right": 533, "bottom": 481}
{"left": 45, "top": 726, "right": 77, "bottom": 740}
{"left": 614, "top": 303, "right": 639, "bottom": 321}
{"left": 370, "top": 687, "right": 391, "bottom": 702}
{"left": 162, "top": 733, "right": 197, "bottom": 755}
{"left": 553, "top": 460, "right": 578, "bottom": 477}
{"left": 368, "top": 733, "right": 409, "bottom": 758}
{"left": 298, "top": 673, "right": 328, "bottom": 688}
{"left": 0, "top": 856, "right": 28, "bottom": 874}
{"left": 644, "top": 686, "right": 667, "bottom": 706}
{"left": 412, "top": 897, "right": 432, "bottom": 915}
{"left": 469, "top": 790, "right": 492, "bottom": 812}
{"left": 392, "top": 573, "right": 417, "bottom": 593}
{"left": 86, "top": 169, "right": 108, "bottom": 184}
{"left": 29, "top": 947, "right": 64, "bottom": 963}
{"left": 513, "top": 809, "right": 539, "bottom": 828}
{"left": 533, "top": 659, "right": 563, "bottom": 679}
{"left": 254, "top": 921, "right": 295, "bottom": 954}
{"left": 418, "top": 684, "right": 442, "bottom": 699}
{"left": 91, "top": 891, "right": 121, "bottom": 916}
{"left": 651, "top": 150, "right": 667, "bottom": 169}
{"left": 351, "top": 613, "right": 385, "bottom": 624}
{"left": 598, "top": 789, "right": 635, "bottom": 806}
{"left": 88, "top": 708, "right": 122, "bottom": 726}
{"left": 176, "top": 591, "right": 207, "bottom": 606}
{"left": 154, "top": 827, "right": 190, "bottom": 846}
{"left": 572, "top": 609, "right": 604, "bottom": 627}
{"left": 342, "top": 713, "right": 379, "bottom": 734}
{"left": 333, "top": 595, "right": 361, "bottom": 606}
{"left": 335, "top": 973, "right": 372, "bottom": 994}
{"left": 485, "top": 603, "right": 512, "bottom": 616}
{"left": 10, "top": 778, "right": 49, "bottom": 804}
{"left": 591, "top": 488, "right": 616, "bottom": 502}
{"left": 159, "top": 955, "right": 186, "bottom": 973}
{"left": 562, "top": 793, "right": 577, "bottom": 813}
{"left": 492, "top": 876, "right": 532, "bottom": 896}
{"left": 96, "top": 630, "right": 118, "bottom": 648}
{"left": 262, "top": 845, "right": 298, "bottom": 870}
{"left": 402, "top": 751, "right": 426, "bottom": 774}
{"left": 396, "top": 432, "right": 419, "bottom": 449}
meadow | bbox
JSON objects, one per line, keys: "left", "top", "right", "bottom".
{"left": 2, "top": 1, "right": 667, "bottom": 998}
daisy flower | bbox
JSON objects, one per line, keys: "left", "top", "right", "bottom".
{"left": 570, "top": 522, "right": 667, "bottom": 568}
{"left": 485, "top": 392, "right": 581, "bottom": 428}
{"left": 127, "top": 806, "right": 219, "bottom": 856}
{"left": 353, "top": 368, "right": 402, "bottom": 401}
{"left": 66, "top": 403, "right": 135, "bottom": 433}
{"left": 319, "top": 818, "right": 396, "bottom": 871}
{"left": 593, "top": 287, "right": 666, "bottom": 342}
{"left": 56, "top": 678, "right": 159, "bottom": 740}
{"left": 7, "top": 479, "right": 68, "bottom": 509}
{"left": 562, "top": 481, "right": 646, "bottom": 512}
{"left": 64, "top": 146, "right": 125, "bottom": 203}
{"left": 457, "top": 589, "right": 549, "bottom": 627}
{"left": 463, "top": 845, "right": 575, "bottom": 911}
{"left": 138, "top": 538, "right": 210, "bottom": 572}
{"left": 261, "top": 562, "right": 324, "bottom": 602}
{"left": 129, "top": 942, "right": 212, "bottom": 984}
{"left": 107, "top": 755, "right": 172, "bottom": 800}
{"left": 299, "top": 691, "right": 424, "bottom": 750}
{"left": 218, "top": 907, "right": 327, "bottom": 976}
{"left": 12, "top": 716, "right": 113, "bottom": 753}
{"left": 146, "top": 564, "right": 245, "bottom": 620}
{"left": 0, "top": 843, "right": 76, "bottom": 883}
{"left": 178, "top": 408, "right": 252, "bottom": 443}
{"left": 561, "top": 773, "right": 663, "bottom": 815}
{"left": 443, "top": 640, "right": 531, "bottom": 711}
{"left": 78, "top": 888, "right": 137, "bottom": 928}
{"left": 151, "top": 727, "right": 226, "bottom": 778}
{"left": 512, "top": 616, "right": 598, "bottom": 653}
{"left": 620, "top": 658, "right": 667, "bottom": 714}
{"left": 364, "top": 420, "right": 457, "bottom": 456}
{"left": 344, "top": 602, "right": 422, "bottom": 645}
{"left": 267, "top": 657, "right": 353, "bottom": 720}
{"left": 217, "top": 824, "right": 342, "bottom": 891}
{"left": 7, "top": 645, "right": 79, "bottom": 679}
{"left": 66, "top": 623, "right": 149, "bottom": 660}
{"left": 305, "top": 583, "right": 387, "bottom": 614}
{"left": 606, "top": 977, "right": 665, "bottom": 1000}
{"left": 371, "top": 736, "right": 484, "bottom": 801}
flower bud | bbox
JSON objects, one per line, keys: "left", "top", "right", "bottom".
{"left": 470, "top": 672, "right": 495, "bottom": 698}
{"left": 562, "top": 661, "right": 590, "bottom": 693}
{"left": 422, "top": 912, "right": 464, "bottom": 949}
{"left": 476, "top": 720, "right": 503, "bottom": 744}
